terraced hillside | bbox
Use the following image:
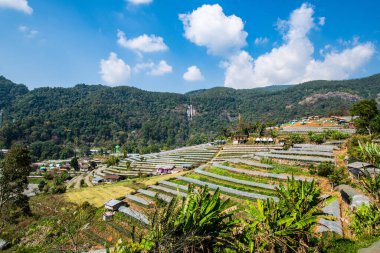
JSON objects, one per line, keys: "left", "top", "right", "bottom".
{"left": 103, "top": 143, "right": 342, "bottom": 236}
{"left": 99, "top": 143, "right": 219, "bottom": 177}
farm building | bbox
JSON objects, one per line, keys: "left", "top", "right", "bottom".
{"left": 233, "top": 135, "right": 248, "bottom": 145}
{"left": 92, "top": 176, "right": 103, "bottom": 185}
{"left": 254, "top": 137, "right": 274, "bottom": 143}
{"left": 102, "top": 174, "right": 121, "bottom": 183}
{"left": 347, "top": 162, "right": 380, "bottom": 177}
{"left": 156, "top": 164, "right": 175, "bottom": 174}
{"left": 104, "top": 199, "right": 124, "bottom": 211}
{"left": 102, "top": 211, "right": 114, "bottom": 221}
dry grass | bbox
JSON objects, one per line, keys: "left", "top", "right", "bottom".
{"left": 64, "top": 171, "right": 191, "bottom": 207}
{"left": 64, "top": 182, "right": 134, "bottom": 207}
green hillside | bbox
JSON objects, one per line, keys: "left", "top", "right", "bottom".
{"left": 1, "top": 74, "right": 380, "bottom": 159}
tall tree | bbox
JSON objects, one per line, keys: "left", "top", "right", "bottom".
{"left": 350, "top": 99, "right": 380, "bottom": 135}
{"left": 0, "top": 146, "right": 32, "bottom": 224}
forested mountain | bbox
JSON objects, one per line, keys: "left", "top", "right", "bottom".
{"left": 1, "top": 74, "right": 380, "bottom": 160}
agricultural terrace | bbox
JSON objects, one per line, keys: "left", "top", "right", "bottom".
{"left": 61, "top": 142, "right": 345, "bottom": 249}
{"left": 98, "top": 143, "right": 340, "bottom": 240}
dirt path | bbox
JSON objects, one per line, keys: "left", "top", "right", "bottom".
{"left": 74, "top": 174, "right": 84, "bottom": 189}
{"left": 84, "top": 173, "right": 93, "bottom": 187}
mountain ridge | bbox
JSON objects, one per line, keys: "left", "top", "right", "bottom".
{"left": 1, "top": 73, "right": 380, "bottom": 159}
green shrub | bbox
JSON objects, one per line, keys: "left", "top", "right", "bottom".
{"left": 350, "top": 204, "right": 380, "bottom": 237}
{"left": 316, "top": 161, "right": 335, "bottom": 177}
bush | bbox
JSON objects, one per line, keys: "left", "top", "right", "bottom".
{"left": 51, "top": 185, "right": 66, "bottom": 194}
{"left": 350, "top": 204, "right": 380, "bottom": 237}
{"left": 38, "top": 180, "right": 46, "bottom": 191}
{"left": 105, "top": 156, "right": 120, "bottom": 167}
{"left": 347, "top": 135, "right": 372, "bottom": 161}
{"left": 308, "top": 132, "right": 326, "bottom": 144}
{"left": 316, "top": 161, "right": 335, "bottom": 177}
{"left": 328, "top": 167, "right": 349, "bottom": 187}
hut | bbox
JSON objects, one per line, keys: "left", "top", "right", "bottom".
{"left": 102, "top": 211, "right": 115, "bottom": 221}
{"left": 233, "top": 135, "right": 248, "bottom": 145}
{"left": 105, "top": 199, "right": 124, "bottom": 211}
{"left": 156, "top": 164, "right": 175, "bottom": 174}
{"left": 103, "top": 174, "right": 121, "bottom": 183}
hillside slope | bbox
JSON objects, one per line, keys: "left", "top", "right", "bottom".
{"left": 1, "top": 74, "right": 380, "bottom": 157}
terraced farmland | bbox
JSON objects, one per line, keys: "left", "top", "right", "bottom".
{"left": 213, "top": 144, "right": 283, "bottom": 162}
{"left": 96, "top": 143, "right": 341, "bottom": 243}
{"left": 100, "top": 143, "right": 219, "bottom": 178}
{"left": 254, "top": 144, "right": 336, "bottom": 165}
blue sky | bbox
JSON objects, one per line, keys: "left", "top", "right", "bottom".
{"left": 0, "top": 0, "right": 379, "bottom": 93}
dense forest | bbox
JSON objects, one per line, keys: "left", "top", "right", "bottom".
{"left": 1, "top": 74, "right": 380, "bottom": 160}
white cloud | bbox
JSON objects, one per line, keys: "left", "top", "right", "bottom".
{"left": 0, "top": 0, "right": 32, "bottom": 14}
{"left": 134, "top": 60, "right": 172, "bottom": 76}
{"left": 254, "top": 37, "right": 269, "bottom": 45}
{"left": 183, "top": 65, "right": 204, "bottom": 81}
{"left": 179, "top": 4, "right": 247, "bottom": 56}
{"left": 318, "top": 17, "right": 326, "bottom": 26}
{"left": 117, "top": 30, "right": 168, "bottom": 53}
{"left": 126, "top": 0, "right": 152, "bottom": 5}
{"left": 18, "top": 25, "right": 38, "bottom": 38}
{"left": 99, "top": 52, "right": 131, "bottom": 86}
{"left": 223, "top": 3, "right": 375, "bottom": 88}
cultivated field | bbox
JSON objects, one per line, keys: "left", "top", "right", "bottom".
{"left": 65, "top": 182, "right": 134, "bottom": 207}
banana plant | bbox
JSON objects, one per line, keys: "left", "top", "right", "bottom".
{"left": 239, "top": 177, "right": 334, "bottom": 253}
{"left": 149, "top": 184, "right": 238, "bottom": 253}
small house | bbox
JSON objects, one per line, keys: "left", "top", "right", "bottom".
{"left": 347, "top": 162, "right": 379, "bottom": 177}
{"left": 102, "top": 211, "right": 115, "bottom": 221}
{"left": 103, "top": 174, "right": 121, "bottom": 183}
{"left": 233, "top": 135, "right": 248, "bottom": 145}
{"left": 92, "top": 176, "right": 103, "bottom": 185}
{"left": 105, "top": 199, "right": 124, "bottom": 211}
{"left": 156, "top": 164, "right": 175, "bottom": 174}
{"left": 211, "top": 140, "right": 226, "bottom": 146}
{"left": 181, "top": 163, "right": 193, "bottom": 170}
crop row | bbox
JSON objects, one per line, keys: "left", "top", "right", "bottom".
{"left": 137, "top": 189, "right": 172, "bottom": 203}
{"left": 213, "top": 163, "right": 314, "bottom": 182}
{"left": 149, "top": 185, "right": 188, "bottom": 198}
{"left": 194, "top": 167, "right": 278, "bottom": 190}
{"left": 125, "top": 194, "right": 153, "bottom": 206}
{"left": 255, "top": 152, "right": 334, "bottom": 163}
{"left": 118, "top": 206, "right": 149, "bottom": 225}
{"left": 176, "top": 176, "right": 278, "bottom": 202}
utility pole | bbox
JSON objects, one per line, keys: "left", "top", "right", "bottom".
{"left": 0, "top": 109, "right": 3, "bottom": 126}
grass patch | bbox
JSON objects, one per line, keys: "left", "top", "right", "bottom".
{"left": 64, "top": 182, "right": 134, "bottom": 207}
{"left": 322, "top": 236, "right": 380, "bottom": 253}
{"left": 237, "top": 162, "right": 310, "bottom": 176}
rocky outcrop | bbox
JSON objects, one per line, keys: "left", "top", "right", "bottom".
{"left": 299, "top": 92, "right": 361, "bottom": 106}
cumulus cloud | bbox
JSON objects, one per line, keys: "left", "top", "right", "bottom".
{"left": 179, "top": 4, "right": 247, "bottom": 56}
{"left": 318, "top": 17, "right": 326, "bottom": 26}
{"left": 99, "top": 52, "right": 131, "bottom": 86}
{"left": 18, "top": 25, "right": 38, "bottom": 38}
{"left": 134, "top": 60, "right": 172, "bottom": 76}
{"left": 254, "top": 37, "right": 269, "bottom": 45}
{"left": 117, "top": 30, "right": 168, "bottom": 53}
{"left": 222, "top": 3, "right": 375, "bottom": 88}
{"left": 0, "top": 0, "right": 32, "bottom": 14}
{"left": 126, "top": 0, "right": 152, "bottom": 5}
{"left": 183, "top": 65, "right": 204, "bottom": 81}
